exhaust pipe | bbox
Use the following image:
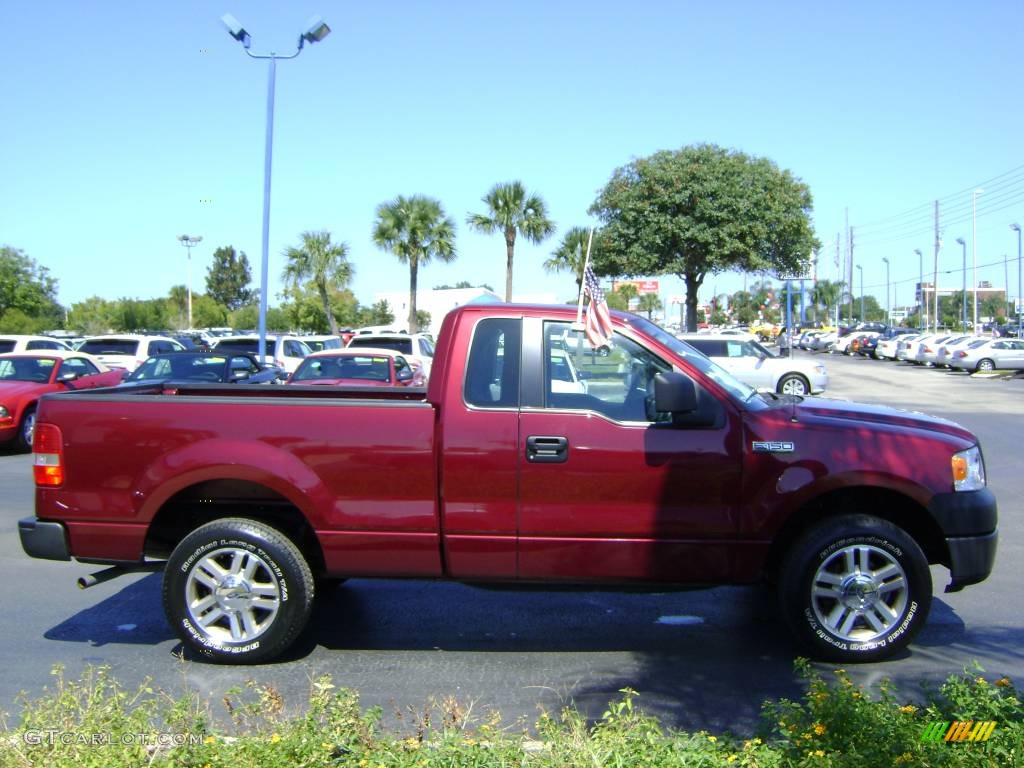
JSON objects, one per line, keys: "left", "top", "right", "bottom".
{"left": 77, "top": 563, "right": 163, "bottom": 590}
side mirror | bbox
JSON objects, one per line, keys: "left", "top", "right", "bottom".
{"left": 654, "top": 372, "right": 698, "bottom": 413}
{"left": 58, "top": 371, "right": 79, "bottom": 384}
{"left": 396, "top": 367, "right": 414, "bottom": 382}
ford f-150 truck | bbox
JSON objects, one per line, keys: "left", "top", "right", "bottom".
{"left": 19, "top": 305, "right": 998, "bottom": 664}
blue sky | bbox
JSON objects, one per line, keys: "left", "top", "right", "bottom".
{"left": 3, "top": 1, "right": 1023, "bottom": 318}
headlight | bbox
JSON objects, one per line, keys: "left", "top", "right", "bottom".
{"left": 0, "top": 406, "right": 9, "bottom": 419}
{"left": 952, "top": 446, "right": 986, "bottom": 491}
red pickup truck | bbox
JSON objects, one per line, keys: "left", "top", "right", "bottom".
{"left": 19, "top": 305, "right": 997, "bottom": 664}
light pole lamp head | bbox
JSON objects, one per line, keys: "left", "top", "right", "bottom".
{"left": 956, "top": 237, "right": 965, "bottom": 246}
{"left": 301, "top": 15, "right": 331, "bottom": 44}
{"left": 221, "top": 13, "right": 252, "bottom": 48}
{"left": 914, "top": 248, "right": 922, "bottom": 257}
{"left": 882, "top": 257, "right": 889, "bottom": 265}
{"left": 1012, "top": 223, "right": 1022, "bottom": 234}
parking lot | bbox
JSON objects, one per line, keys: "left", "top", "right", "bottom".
{"left": 0, "top": 352, "right": 1021, "bottom": 734}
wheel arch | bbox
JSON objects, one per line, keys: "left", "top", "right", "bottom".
{"left": 143, "top": 478, "right": 328, "bottom": 578}
{"left": 763, "top": 486, "right": 949, "bottom": 583}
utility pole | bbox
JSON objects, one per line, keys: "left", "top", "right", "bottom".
{"left": 848, "top": 225, "right": 856, "bottom": 324}
{"left": 933, "top": 201, "right": 940, "bottom": 332}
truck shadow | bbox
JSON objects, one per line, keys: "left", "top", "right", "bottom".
{"left": 40, "top": 574, "right": 1020, "bottom": 733}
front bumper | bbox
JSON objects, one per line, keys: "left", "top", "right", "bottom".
{"left": 928, "top": 488, "right": 998, "bottom": 592}
{"left": 19, "top": 517, "right": 70, "bottom": 561}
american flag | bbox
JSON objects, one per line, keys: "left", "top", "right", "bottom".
{"left": 583, "top": 265, "right": 613, "bottom": 348}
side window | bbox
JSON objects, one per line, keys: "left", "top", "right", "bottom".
{"left": 27, "top": 340, "right": 58, "bottom": 350}
{"left": 464, "top": 318, "right": 521, "bottom": 408}
{"left": 725, "top": 341, "right": 745, "bottom": 358}
{"left": 543, "top": 321, "right": 670, "bottom": 423}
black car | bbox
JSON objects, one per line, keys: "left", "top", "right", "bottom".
{"left": 123, "top": 351, "right": 285, "bottom": 385}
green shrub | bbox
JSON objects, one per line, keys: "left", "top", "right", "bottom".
{"left": 1, "top": 661, "right": 1020, "bottom": 768}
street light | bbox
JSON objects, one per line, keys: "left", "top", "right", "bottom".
{"left": 882, "top": 256, "right": 890, "bottom": 323}
{"left": 177, "top": 234, "right": 202, "bottom": 329}
{"left": 956, "top": 237, "right": 967, "bottom": 331}
{"left": 972, "top": 188, "right": 983, "bottom": 329}
{"left": 1012, "top": 223, "right": 1022, "bottom": 336}
{"left": 221, "top": 13, "right": 331, "bottom": 361}
{"left": 856, "top": 264, "right": 864, "bottom": 320}
{"left": 914, "top": 248, "right": 923, "bottom": 328}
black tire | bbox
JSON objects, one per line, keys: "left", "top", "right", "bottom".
{"left": 16, "top": 406, "right": 36, "bottom": 452}
{"left": 778, "top": 515, "right": 931, "bottom": 663}
{"left": 163, "top": 518, "right": 314, "bottom": 663}
{"left": 976, "top": 358, "right": 995, "bottom": 372}
{"left": 777, "top": 374, "right": 810, "bottom": 396}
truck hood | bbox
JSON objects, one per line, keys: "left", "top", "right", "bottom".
{"left": 792, "top": 396, "right": 976, "bottom": 443}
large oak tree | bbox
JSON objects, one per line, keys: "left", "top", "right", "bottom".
{"left": 590, "top": 144, "right": 818, "bottom": 331}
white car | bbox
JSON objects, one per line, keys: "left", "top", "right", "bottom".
{"left": 680, "top": 334, "right": 828, "bottom": 395}
{"left": 301, "top": 334, "right": 345, "bottom": 352}
{"left": 0, "top": 335, "right": 73, "bottom": 354}
{"left": 949, "top": 338, "right": 1024, "bottom": 372}
{"left": 931, "top": 335, "right": 987, "bottom": 368}
{"left": 875, "top": 333, "right": 917, "bottom": 360}
{"left": 77, "top": 335, "right": 186, "bottom": 371}
{"left": 211, "top": 335, "right": 313, "bottom": 374}
{"left": 346, "top": 333, "right": 436, "bottom": 380}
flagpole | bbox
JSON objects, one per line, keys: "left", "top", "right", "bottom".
{"left": 574, "top": 227, "right": 595, "bottom": 328}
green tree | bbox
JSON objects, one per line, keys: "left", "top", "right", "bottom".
{"left": 810, "top": 279, "right": 844, "bottom": 326}
{"left": 637, "top": 293, "right": 663, "bottom": 319}
{"left": 467, "top": 180, "right": 555, "bottom": 302}
{"left": 544, "top": 226, "right": 593, "bottom": 291}
{"left": 590, "top": 144, "right": 818, "bottom": 331}
{"left": 0, "top": 245, "right": 63, "bottom": 328}
{"left": 112, "top": 298, "right": 167, "bottom": 331}
{"left": 356, "top": 299, "right": 395, "bottom": 328}
{"left": 616, "top": 283, "right": 640, "bottom": 308}
{"left": 205, "top": 246, "right": 255, "bottom": 311}
{"left": 67, "top": 297, "right": 116, "bottom": 335}
{"left": 282, "top": 231, "right": 353, "bottom": 336}
{"left": 280, "top": 285, "right": 359, "bottom": 333}
{"left": 372, "top": 195, "right": 457, "bottom": 334}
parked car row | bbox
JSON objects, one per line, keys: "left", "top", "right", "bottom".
{"left": 793, "top": 325, "right": 1024, "bottom": 375}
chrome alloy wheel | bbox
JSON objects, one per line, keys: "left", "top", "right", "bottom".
{"left": 810, "top": 544, "right": 909, "bottom": 643}
{"left": 185, "top": 547, "right": 281, "bottom": 644}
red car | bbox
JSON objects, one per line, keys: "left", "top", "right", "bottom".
{"left": 0, "top": 351, "right": 125, "bottom": 450}
{"left": 286, "top": 348, "right": 425, "bottom": 387}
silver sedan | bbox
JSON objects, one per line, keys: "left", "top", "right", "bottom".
{"left": 949, "top": 338, "right": 1024, "bottom": 372}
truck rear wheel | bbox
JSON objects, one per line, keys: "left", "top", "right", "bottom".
{"left": 163, "top": 518, "right": 314, "bottom": 663}
{"left": 778, "top": 515, "right": 931, "bottom": 662}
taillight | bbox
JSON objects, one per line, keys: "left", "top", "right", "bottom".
{"left": 33, "top": 423, "right": 64, "bottom": 487}
{"left": 954, "top": 351, "right": 967, "bottom": 358}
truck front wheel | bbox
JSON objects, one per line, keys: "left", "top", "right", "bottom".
{"left": 778, "top": 515, "right": 931, "bottom": 662}
{"left": 163, "top": 518, "right": 314, "bottom": 664}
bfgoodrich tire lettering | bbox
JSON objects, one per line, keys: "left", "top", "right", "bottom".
{"left": 163, "top": 518, "right": 314, "bottom": 663}
{"left": 778, "top": 515, "right": 931, "bottom": 663}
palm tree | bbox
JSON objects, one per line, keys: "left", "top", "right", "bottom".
{"left": 544, "top": 226, "right": 591, "bottom": 291}
{"left": 467, "top": 181, "right": 555, "bottom": 302}
{"left": 811, "top": 279, "right": 845, "bottom": 326}
{"left": 281, "top": 231, "right": 353, "bottom": 336}
{"left": 637, "top": 293, "right": 663, "bottom": 319}
{"left": 372, "top": 195, "right": 457, "bottom": 333}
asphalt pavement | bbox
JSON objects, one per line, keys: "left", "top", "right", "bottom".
{"left": 0, "top": 352, "right": 1021, "bottom": 735}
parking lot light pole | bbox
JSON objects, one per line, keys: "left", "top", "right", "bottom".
{"left": 882, "top": 257, "right": 890, "bottom": 323}
{"left": 1013, "top": 223, "right": 1022, "bottom": 336}
{"left": 972, "top": 189, "right": 983, "bottom": 330}
{"left": 856, "top": 264, "right": 864, "bottom": 320}
{"left": 915, "top": 248, "right": 923, "bottom": 327}
{"left": 221, "top": 13, "right": 331, "bottom": 361}
{"left": 177, "top": 234, "right": 202, "bottom": 329}
{"left": 956, "top": 238, "right": 967, "bottom": 332}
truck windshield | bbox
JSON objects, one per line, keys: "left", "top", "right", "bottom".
{"left": 624, "top": 316, "right": 758, "bottom": 403}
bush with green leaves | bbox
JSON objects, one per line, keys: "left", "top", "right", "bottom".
{"left": 1, "top": 661, "right": 1020, "bottom": 767}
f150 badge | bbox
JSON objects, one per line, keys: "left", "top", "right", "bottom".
{"left": 752, "top": 441, "right": 795, "bottom": 453}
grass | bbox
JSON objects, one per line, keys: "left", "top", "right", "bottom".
{"left": 0, "top": 660, "right": 1020, "bottom": 767}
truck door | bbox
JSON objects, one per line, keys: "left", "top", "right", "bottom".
{"left": 516, "top": 319, "right": 742, "bottom": 584}
{"left": 438, "top": 316, "right": 522, "bottom": 579}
